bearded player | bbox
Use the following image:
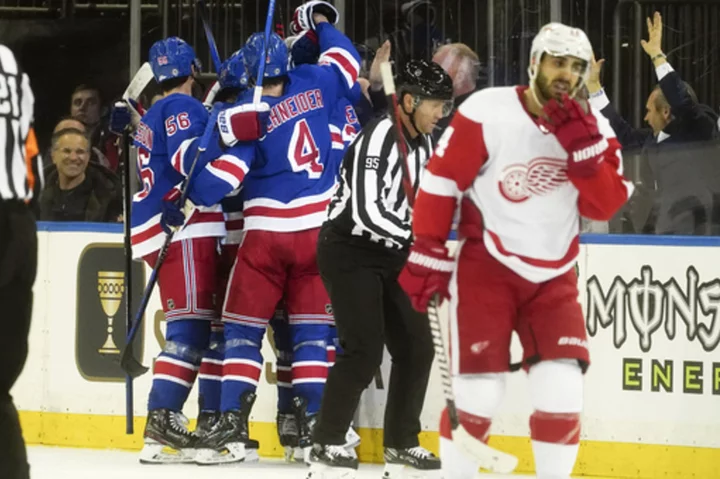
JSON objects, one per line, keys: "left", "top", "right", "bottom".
{"left": 399, "top": 23, "right": 634, "bottom": 479}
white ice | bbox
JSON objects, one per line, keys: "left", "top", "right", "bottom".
{"left": 27, "top": 446, "right": 535, "bottom": 479}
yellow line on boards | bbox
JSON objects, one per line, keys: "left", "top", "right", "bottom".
{"left": 17, "top": 411, "right": 720, "bottom": 478}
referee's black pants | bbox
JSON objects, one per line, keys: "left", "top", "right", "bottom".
{"left": 0, "top": 200, "right": 36, "bottom": 479}
{"left": 313, "top": 224, "right": 434, "bottom": 449}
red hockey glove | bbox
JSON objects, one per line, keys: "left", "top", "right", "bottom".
{"left": 399, "top": 237, "right": 454, "bottom": 313}
{"left": 217, "top": 102, "right": 270, "bottom": 147}
{"left": 538, "top": 95, "right": 608, "bottom": 178}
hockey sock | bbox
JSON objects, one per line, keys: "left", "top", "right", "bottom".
{"left": 528, "top": 359, "right": 583, "bottom": 478}
{"left": 148, "top": 319, "right": 210, "bottom": 411}
{"left": 439, "top": 373, "right": 504, "bottom": 479}
{"left": 290, "top": 323, "right": 330, "bottom": 414}
{"left": 439, "top": 407, "right": 491, "bottom": 479}
{"left": 221, "top": 322, "right": 265, "bottom": 412}
{"left": 198, "top": 322, "right": 224, "bottom": 412}
{"left": 271, "top": 315, "right": 294, "bottom": 414}
{"left": 326, "top": 326, "right": 339, "bottom": 368}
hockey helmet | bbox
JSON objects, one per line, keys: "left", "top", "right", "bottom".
{"left": 289, "top": 30, "right": 321, "bottom": 67}
{"left": 149, "top": 37, "right": 201, "bottom": 83}
{"left": 218, "top": 50, "right": 249, "bottom": 91}
{"left": 528, "top": 23, "right": 593, "bottom": 88}
{"left": 243, "top": 31, "right": 289, "bottom": 81}
{"left": 398, "top": 59, "right": 454, "bottom": 116}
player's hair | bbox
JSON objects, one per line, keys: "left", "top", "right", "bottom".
{"left": 260, "top": 75, "right": 288, "bottom": 89}
{"left": 51, "top": 127, "right": 90, "bottom": 151}
{"left": 159, "top": 75, "right": 191, "bottom": 93}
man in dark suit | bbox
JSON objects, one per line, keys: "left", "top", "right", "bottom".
{"left": 588, "top": 11, "right": 719, "bottom": 235}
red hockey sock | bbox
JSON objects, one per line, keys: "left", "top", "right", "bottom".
{"left": 439, "top": 407, "right": 491, "bottom": 442}
{"left": 530, "top": 411, "right": 580, "bottom": 478}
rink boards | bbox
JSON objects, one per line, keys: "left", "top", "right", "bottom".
{"left": 12, "top": 223, "right": 720, "bottom": 478}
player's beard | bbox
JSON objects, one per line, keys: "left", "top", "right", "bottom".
{"left": 535, "top": 71, "right": 572, "bottom": 103}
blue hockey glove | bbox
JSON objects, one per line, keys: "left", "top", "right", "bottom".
{"left": 109, "top": 99, "right": 141, "bottom": 135}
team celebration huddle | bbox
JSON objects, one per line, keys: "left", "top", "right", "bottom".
{"left": 111, "top": 1, "right": 633, "bottom": 478}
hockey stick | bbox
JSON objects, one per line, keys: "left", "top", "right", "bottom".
{"left": 380, "top": 61, "right": 416, "bottom": 207}
{"left": 121, "top": 130, "right": 135, "bottom": 434}
{"left": 196, "top": 0, "right": 223, "bottom": 73}
{"left": 120, "top": 103, "right": 223, "bottom": 378}
{"left": 427, "top": 295, "right": 519, "bottom": 473}
{"left": 122, "top": 62, "right": 153, "bottom": 122}
{"left": 253, "top": 0, "right": 278, "bottom": 105}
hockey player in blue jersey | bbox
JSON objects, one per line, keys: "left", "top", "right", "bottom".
{"left": 130, "top": 37, "right": 227, "bottom": 464}
{"left": 183, "top": 1, "right": 361, "bottom": 465}
{"left": 195, "top": 50, "right": 250, "bottom": 441}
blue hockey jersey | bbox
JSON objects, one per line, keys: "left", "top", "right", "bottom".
{"left": 130, "top": 93, "right": 225, "bottom": 258}
{"left": 188, "top": 22, "right": 361, "bottom": 233}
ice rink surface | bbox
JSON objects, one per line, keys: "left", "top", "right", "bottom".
{"left": 28, "top": 446, "right": 538, "bottom": 479}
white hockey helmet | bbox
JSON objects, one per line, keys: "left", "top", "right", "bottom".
{"left": 528, "top": 23, "right": 593, "bottom": 92}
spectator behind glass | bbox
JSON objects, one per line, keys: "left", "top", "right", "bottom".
{"left": 431, "top": 42, "right": 480, "bottom": 141}
{"left": 42, "top": 117, "right": 110, "bottom": 169}
{"left": 39, "top": 128, "right": 122, "bottom": 222}
{"left": 69, "top": 84, "right": 121, "bottom": 173}
{"left": 587, "top": 12, "right": 719, "bottom": 235}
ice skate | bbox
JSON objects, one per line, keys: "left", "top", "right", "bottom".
{"left": 306, "top": 443, "right": 359, "bottom": 479}
{"left": 293, "top": 396, "right": 318, "bottom": 464}
{"left": 195, "top": 410, "right": 220, "bottom": 437}
{"left": 139, "top": 409, "right": 197, "bottom": 464}
{"left": 277, "top": 412, "right": 299, "bottom": 462}
{"left": 194, "top": 392, "right": 260, "bottom": 465}
{"left": 382, "top": 446, "right": 442, "bottom": 478}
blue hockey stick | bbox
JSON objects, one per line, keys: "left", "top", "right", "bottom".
{"left": 120, "top": 103, "right": 223, "bottom": 378}
{"left": 252, "top": 0, "right": 278, "bottom": 104}
{"left": 197, "top": 0, "right": 223, "bottom": 73}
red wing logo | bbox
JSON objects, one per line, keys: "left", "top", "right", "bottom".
{"left": 498, "top": 158, "right": 568, "bottom": 203}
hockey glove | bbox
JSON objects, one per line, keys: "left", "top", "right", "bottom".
{"left": 399, "top": 237, "right": 454, "bottom": 313}
{"left": 109, "top": 99, "right": 143, "bottom": 135}
{"left": 293, "top": 1, "right": 339, "bottom": 32}
{"left": 217, "top": 102, "right": 271, "bottom": 147}
{"left": 538, "top": 95, "right": 608, "bottom": 178}
{"left": 160, "top": 188, "right": 196, "bottom": 234}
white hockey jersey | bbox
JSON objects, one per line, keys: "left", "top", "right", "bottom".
{"left": 414, "top": 86, "right": 634, "bottom": 283}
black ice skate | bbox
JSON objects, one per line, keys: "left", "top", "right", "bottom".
{"left": 194, "top": 392, "right": 260, "bottom": 465}
{"left": 139, "top": 409, "right": 197, "bottom": 464}
{"left": 277, "top": 412, "right": 299, "bottom": 462}
{"left": 383, "top": 446, "right": 442, "bottom": 478}
{"left": 306, "top": 443, "right": 359, "bottom": 479}
{"left": 293, "top": 396, "right": 318, "bottom": 464}
{"left": 195, "top": 410, "right": 220, "bottom": 437}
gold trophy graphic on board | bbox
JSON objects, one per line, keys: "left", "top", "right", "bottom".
{"left": 97, "top": 271, "right": 125, "bottom": 354}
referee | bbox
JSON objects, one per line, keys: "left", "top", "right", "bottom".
{"left": 0, "top": 44, "right": 40, "bottom": 479}
{"left": 308, "top": 60, "right": 453, "bottom": 475}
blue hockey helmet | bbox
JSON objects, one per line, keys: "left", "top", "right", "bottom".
{"left": 149, "top": 37, "right": 202, "bottom": 83}
{"left": 218, "top": 50, "right": 249, "bottom": 90}
{"left": 243, "top": 31, "right": 289, "bottom": 81}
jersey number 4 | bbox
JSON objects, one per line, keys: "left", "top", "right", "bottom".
{"left": 288, "top": 119, "right": 323, "bottom": 179}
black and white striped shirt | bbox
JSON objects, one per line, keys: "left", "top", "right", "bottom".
{"left": 326, "top": 115, "right": 433, "bottom": 250}
{"left": 0, "top": 44, "right": 38, "bottom": 202}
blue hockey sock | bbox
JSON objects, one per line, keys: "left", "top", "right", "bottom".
{"left": 220, "top": 322, "right": 265, "bottom": 412}
{"left": 198, "top": 322, "right": 224, "bottom": 412}
{"left": 148, "top": 319, "right": 210, "bottom": 411}
{"left": 291, "top": 324, "right": 330, "bottom": 415}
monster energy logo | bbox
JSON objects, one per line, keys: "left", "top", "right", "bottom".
{"left": 586, "top": 265, "right": 720, "bottom": 353}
